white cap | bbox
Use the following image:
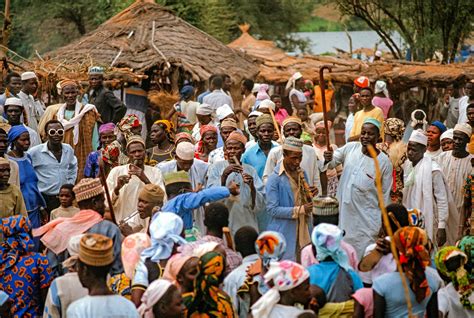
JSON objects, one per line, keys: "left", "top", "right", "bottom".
{"left": 374, "top": 80, "right": 389, "bottom": 97}
{"left": 175, "top": 141, "right": 195, "bottom": 160}
{"left": 252, "top": 83, "right": 260, "bottom": 93}
{"left": 248, "top": 111, "right": 263, "bottom": 118}
{"left": 196, "top": 103, "right": 214, "bottom": 116}
{"left": 409, "top": 129, "right": 428, "bottom": 146}
{"left": 257, "top": 99, "right": 276, "bottom": 111}
{"left": 454, "top": 123, "right": 472, "bottom": 137}
{"left": 440, "top": 128, "right": 454, "bottom": 141}
{"left": 5, "top": 97, "right": 23, "bottom": 107}
{"left": 216, "top": 104, "right": 234, "bottom": 121}
{"left": 21, "top": 71, "right": 37, "bottom": 81}
{"left": 375, "top": 50, "right": 382, "bottom": 57}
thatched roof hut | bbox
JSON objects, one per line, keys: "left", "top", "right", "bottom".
{"left": 34, "top": 0, "right": 257, "bottom": 89}
{"left": 228, "top": 26, "right": 474, "bottom": 91}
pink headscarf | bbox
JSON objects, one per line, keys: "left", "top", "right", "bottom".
{"left": 121, "top": 233, "right": 151, "bottom": 279}
{"left": 162, "top": 253, "right": 197, "bottom": 287}
{"left": 256, "top": 84, "right": 270, "bottom": 101}
{"left": 32, "top": 210, "right": 103, "bottom": 254}
{"left": 98, "top": 122, "right": 116, "bottom": 134}
{"left": 138, "top": 279, "right": 173, "bottom": 318}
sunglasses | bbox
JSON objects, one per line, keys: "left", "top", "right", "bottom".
{"left": 48, "top": 129, "right": 64, "bottom": 136}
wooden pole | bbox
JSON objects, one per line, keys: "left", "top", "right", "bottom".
{"left": 268, "top": 107, "right": 282, "bottom": 142}
{"left": 367, "top": 144, "right": 414, "bottom": 317}
{"left": 319, "top": 65, "right": 332, "bottom": 149}
{"left": 98, "top": 157, "right": 117, "bottom": 225}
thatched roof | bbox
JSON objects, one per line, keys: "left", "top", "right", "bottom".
{"left": 37, "top": 0, "right": 257, "bottom": 83}
{"left": 228, "top": 26, "right": 474, "bottom": 89}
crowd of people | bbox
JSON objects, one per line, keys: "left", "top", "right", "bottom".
{"left": 0, "top": 67, "right": 473, "bottom": 318}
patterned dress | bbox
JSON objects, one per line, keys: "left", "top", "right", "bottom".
{"left": 0, "top": 216, "right": 52, "bottom": 318}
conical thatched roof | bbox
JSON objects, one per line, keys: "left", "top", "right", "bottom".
{"left": 41, "top": 0, "right": 257, "bottom": 83}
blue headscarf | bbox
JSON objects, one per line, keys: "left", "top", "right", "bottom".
{"left": 7, "top": 124, "right": 28, "bottom": 146}
{"left": 180, "top": 85, "right": 194, "bottom": 100}
{"left": 431, "top": 121, "right": 447, "bottom": 134}
{"left": 312, "top": 223, "right": 351, "bottom": 271}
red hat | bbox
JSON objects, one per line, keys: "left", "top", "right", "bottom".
{"left": 354, "top": 76, "right": 369, "bottom": 88}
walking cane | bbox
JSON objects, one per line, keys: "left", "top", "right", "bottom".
{"left": 367, "top": 144, "right": 414, "bottom": 317}
{"left": 319, "top": 66, "right": 332, "bottom": 150}
{"left": 98, "top": 157, "right": 117, "bottom": 225}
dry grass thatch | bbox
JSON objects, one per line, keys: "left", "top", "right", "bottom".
{"left": 229, "top": 26, "right": 474, "bottom": 89}
{"left": 38, "top": 0, "right": 257, "bottom": 84}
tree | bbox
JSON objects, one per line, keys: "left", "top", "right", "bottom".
{"left": 334, "top": 0, "right": 473, "bottom": 62}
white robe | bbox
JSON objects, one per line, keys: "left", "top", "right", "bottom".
{"left": 106, "top": 164, "right": 165, "bottom": 224}
{"left": 327, "top": 142, "right": 392, "bottom": 258}
{"left": 402, "top": 156, "right": 455, "bottom": 244}
{"left": 437, "top": 151, "right": 472, "bottom": 239}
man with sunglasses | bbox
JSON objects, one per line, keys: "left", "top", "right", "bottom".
{"left": 28, "top": 119, "right": 78, "bottom": 214}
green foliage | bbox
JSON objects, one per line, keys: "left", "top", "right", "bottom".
{"left": 4, "top": 0, "right": 316, "bottom": 58}
{"left": 299, "top": 16, "right": 368, "bottom": 32}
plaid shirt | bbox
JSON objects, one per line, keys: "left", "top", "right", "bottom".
{"left": 179, "top": 235, "right": 242, "bottom": 272}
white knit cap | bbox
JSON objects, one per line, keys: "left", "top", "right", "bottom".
{"left": 5, "top": 97, "right": 23, "bottom": 107}
{"left": 248, "top": 111, "right": 263, "bottom": 118}
{"left": 454, "top": 123, "right": 472, "bottom": 138}
{"left": 196, "top": 103, "right": 214, "bottom": 115}
{"left": 216, "top": 104, "right": 234, "bottom": 121}
{"left": 440, "top": 128, "right": 454, "bottom": 141}
{"left": 375, "top": 50, "right": 382, "bottom": 57}
{"left": 258, "top": 99, "right": 276, "bottom": 111}
{"left": 21, "top": 71, "right": 37, "bottom": 81}
{"left": 409, "top": 129, "right": 428, "bottom": 146}
{"left": 175, "top": 141, "right": 195, "bottom": 160}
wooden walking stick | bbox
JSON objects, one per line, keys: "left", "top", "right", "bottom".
{"left": 98, "top": 157, "right": 117, "bottom": 225}
{"left": 268, "top": 106, "right": 282, "bottom": 142}
{"left": 367, "top": 144, "right": 414, "bottom": 317}
{"left": 319, "top": 66, "right": 332, "bottom": 150}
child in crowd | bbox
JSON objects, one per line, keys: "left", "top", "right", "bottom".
{"left": 272, "top": 94, "right": 288, "bottom": 125}
{"left": 50, "top": 184, "right": 80, "bottom": 220}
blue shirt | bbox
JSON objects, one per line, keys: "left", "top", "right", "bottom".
{"left": 241, "top": 141, "right": 278, "bottom": 178}
{"left": 28, "top": 142, "right": 78, "bottom": 195}
{"left": 197, "top": 90, "right": 210, "bottom": 103}
{"left": 373, "top": 268, "right": 443, "bottom": 318}
{"left": 162, "top": 187, "right": 230, "bottom": 229}
{"left": 308, "top": 261, "right": 363, "bottom": 295}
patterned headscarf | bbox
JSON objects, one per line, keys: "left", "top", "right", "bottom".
{"left": 121, "top": 233, "right": 151, "bottom": 279}
{"left": 458, "top": 236, "right": 474, "bottom": 280}
{"left": 118, "top": 114, "right": 142, "bottom": 138}
{"left": 312, "top": 223, "right": 351, "bottom": 271}
{"left": 153, "top": 119, "right": 175, "bottom": 142}
{"left": 255, "top": 231, "right": 287, "bottom": 268}
{"left": 384, "top": 118, "right": 405, "bottom": 142}
{"left": 102, "top": 140, "right": 122, "bottom": 167}
{"left": 393, "top": 226, "right": 431, "bottom": 303}
{"left": 251, "top": 260, "right": 310, "bottom": 318}
{"left": 435, "top": 246, "right": 473, "bottom": 309}
{"left": 0, "top": 216, "right": 35, "bottom": 271}
{"left": 184, "top": 251, "right": 234, "bottom": 317}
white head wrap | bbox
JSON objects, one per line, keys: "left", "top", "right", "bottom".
{"left": 175, "top": 141, "right": 195, "bottom": 160}
{"left": 5, "top": 97, "right": 23, "bottom": 107}
{"left": 251, "top": 260, "right": 310, "bottom": 318}
{"left": 21, "top": 71, "right": 37, "bottom": 81}
{"left": 410, "top": 109, "right": 427, "bottom": 128}
{"left": 440, "top": 128, "right": 454, "bottom": 141}
{"left": 375, "top": 50, "right": 382, "bottom": 57}
{"left": 196, "top": 103, "right": 214, "bottom": 116}
{"left": 285, "top": 72, "right": 303, "bottom": 90}
{"left": 138, "top": 279, "right": 173, "bottom": 318}
{"left": 193, "top": 242, "right": 220, "bottom": 258}
{"left": 374, "top": 80, "right": 389, "bottom": 97}
{"left": 141, "top": 212, "right": 187, "bottom": 262}
{"left": 216, "top": 104, "right": 234, "bottom": 121}
{"left": 454, "top": 123, "right": 472, "bottom": 138}
{"left": 257, "top": 99, "right": 276, "bottom": 111}
{"left": 409, "top": 129, "right": 428, "bottom": 146}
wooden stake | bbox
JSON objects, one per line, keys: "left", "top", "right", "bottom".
{"left": 268, "top": 107, "right": 282, "bottom": 142}
{"left": 98, "top": 157, "right": 117, "bottom": 225}
{"left": 319, "top": 65, "right": 332, "bottom": 150}
{"left": 367, "top": 144, "right": 414, "bottom": 317}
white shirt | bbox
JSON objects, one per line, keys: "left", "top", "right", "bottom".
{"left": 438, "top": 283, "right": 474, "bottom": 318}
{"left": 67, "top": 295, "right": 139, "bottom": 318}
{"left": 106, "top": 164, "right": 165, "bottom": 223}
{"left": 458, "top": 96, "right": 470, "bottom": 124}
{"left": 18, "top": 90, "right": 45, "bottom": 133}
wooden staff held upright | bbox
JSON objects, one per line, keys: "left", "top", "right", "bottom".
{"left": 319, "top": 65, "right": 332, "bottom": 149}
{"left": 98, "top": 157, "right": 117, "bottom": 225}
